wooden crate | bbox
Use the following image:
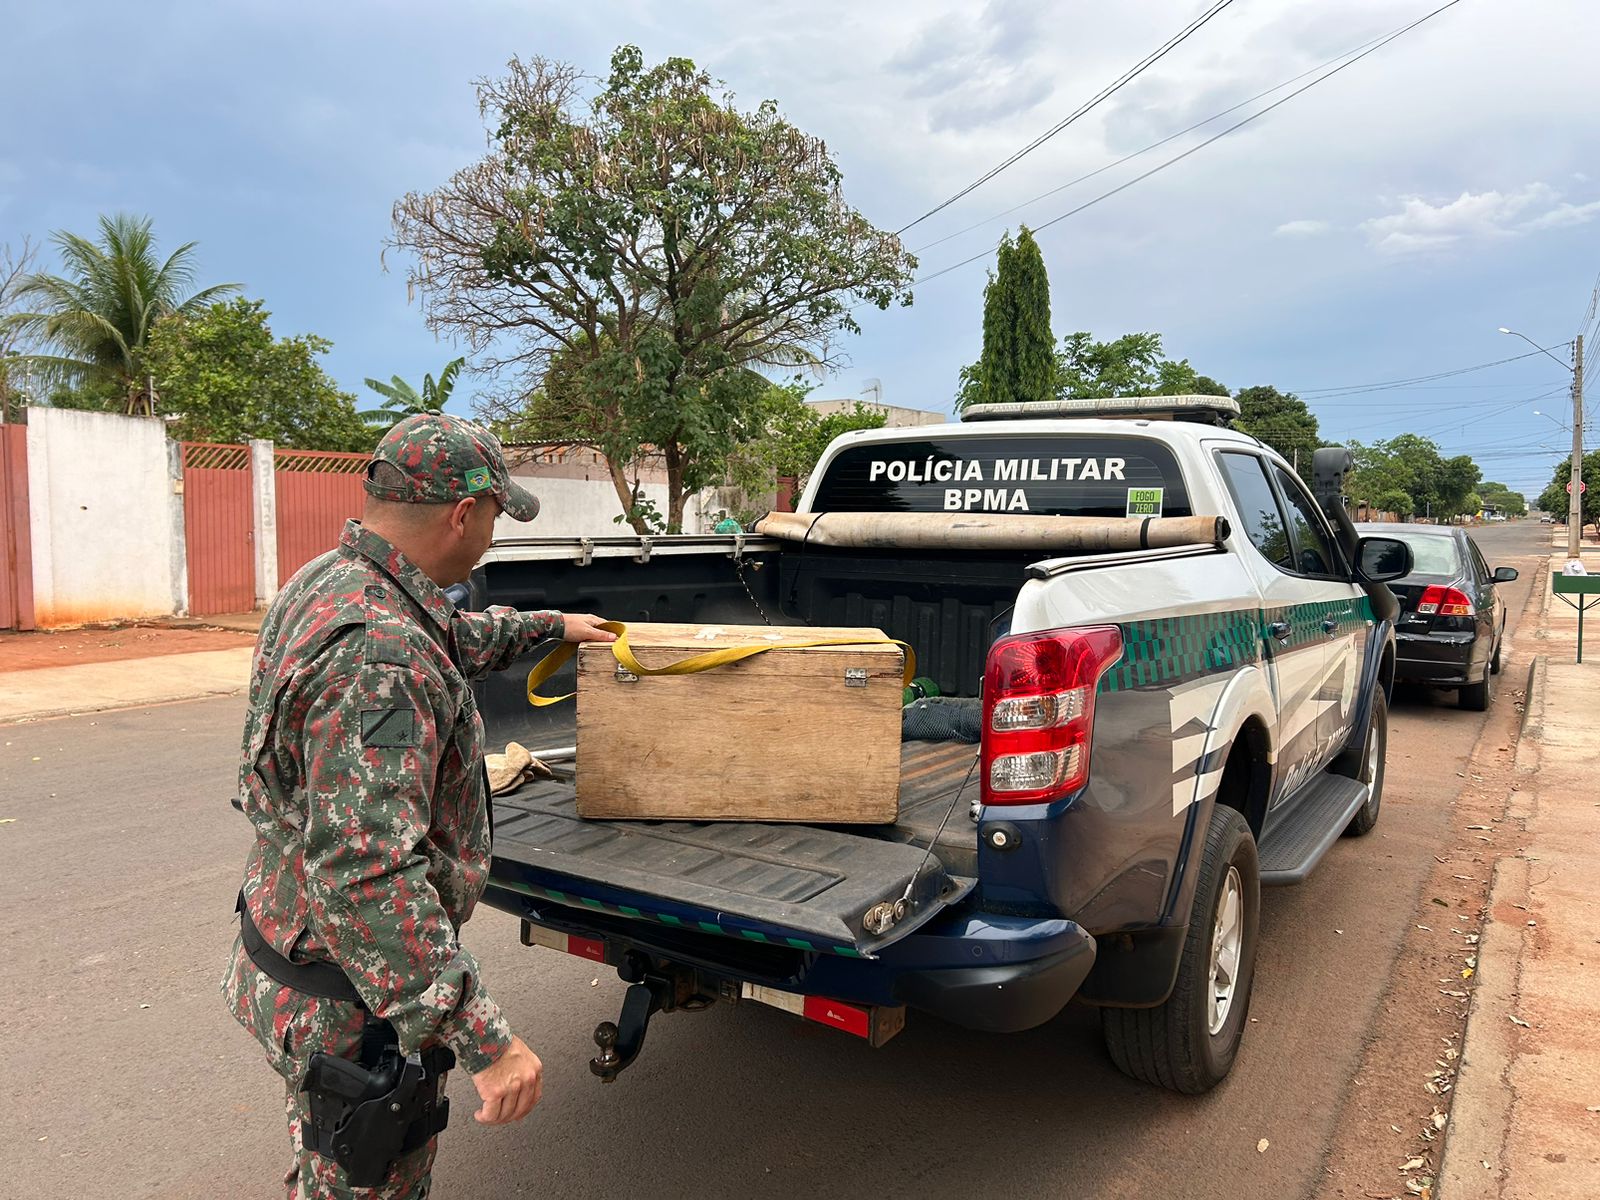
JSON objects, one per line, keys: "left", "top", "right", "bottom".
{"left": 575, "top": 622, "right": 905, "bottom": 823}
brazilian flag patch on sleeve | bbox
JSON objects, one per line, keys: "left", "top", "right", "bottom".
{"left": 361, "top": 708, "right": 419, "bottom": 748}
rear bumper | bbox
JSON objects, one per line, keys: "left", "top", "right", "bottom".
{"left": 1394, "top": 630, "right": 1479, "bottom": 685}
{"left": 776, "top": 908, "right": 1099, "bottom": 1033}
{"left": 488, "top": 881, "right": 1098, "bottom": 1036}
{"left": 891, "top": 933, "right": 1098, "bottom": 1032}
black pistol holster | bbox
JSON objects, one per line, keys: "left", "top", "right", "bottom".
{"left": 300, "top": 1021, "right": 454, "bottom": 1188}
{"left": 236, "top": 893, "right": 454, "bottom": 1187}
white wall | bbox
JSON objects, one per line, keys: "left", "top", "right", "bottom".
{"left": 493, "top": 476, "right": 716, "bottom": 539}
{"left": 26, "top": 409, "right": 185, "bottom": 625}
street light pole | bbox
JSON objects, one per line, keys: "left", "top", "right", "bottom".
{"left": 1572, "top": 334, "right": 1585, "bottom": 558}
{"left": 1501, "top": 327, "right": 1583, "bottom": 557}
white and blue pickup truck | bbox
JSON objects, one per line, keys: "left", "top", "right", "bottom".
{"left": 466, "top": 395, "right": 1413, "bottom": 1094}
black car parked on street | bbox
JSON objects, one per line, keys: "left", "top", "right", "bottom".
{"left": 1354, "top": 523, "right": 1517, "bottom": 711}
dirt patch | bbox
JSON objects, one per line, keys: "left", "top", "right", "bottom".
{"left": 0, "top": 623, "right": 257, "bottom": 671}
{"left": 1313, "top": 564, "right": 1546, "bottom": 1199}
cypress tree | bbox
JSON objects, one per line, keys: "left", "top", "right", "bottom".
{"left": 968, "top": 225, "right": 1053, "bottom": 408}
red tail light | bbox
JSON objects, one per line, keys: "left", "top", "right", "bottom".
{"left": 1417, "top": 585, "right": 1474, "bottom": 617}
{"left": 981, "top": 626, "right": 1124, "bottom": 807}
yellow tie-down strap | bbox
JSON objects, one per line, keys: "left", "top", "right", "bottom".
{"left": 526, "top": 621, "right": 916, "bottom": 708}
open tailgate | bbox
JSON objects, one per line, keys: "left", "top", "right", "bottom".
{"left": 488, "top": 780, "right": 975, "bottom": 959}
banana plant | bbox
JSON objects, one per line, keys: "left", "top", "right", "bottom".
{"left": 360, "top": 356, "right": 465, "bottom": 429}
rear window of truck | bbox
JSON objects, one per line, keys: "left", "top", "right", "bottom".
{"left": 810, "top": 434, "right": 1192, "bottom": 518}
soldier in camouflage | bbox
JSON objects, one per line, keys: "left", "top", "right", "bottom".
{"left": 223, "top": 413, "right": 615, "bottom": 1198}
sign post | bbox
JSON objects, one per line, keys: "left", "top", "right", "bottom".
{"left": 1552, "top": 573, "right": 1600, "bottom": 663}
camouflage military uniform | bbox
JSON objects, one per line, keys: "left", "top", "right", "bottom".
{"left": 224, "top": 415, "right": 555, "bottom": 1199}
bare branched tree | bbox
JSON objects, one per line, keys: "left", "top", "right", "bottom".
{"left": 0, "top": 236, "right": 41, "bottom": 421}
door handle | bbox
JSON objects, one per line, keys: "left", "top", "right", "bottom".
{"left": 1267, "top": 621, "right": 1291, "bottom": 642}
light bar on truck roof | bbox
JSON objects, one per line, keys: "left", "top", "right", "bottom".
{"left": 960, "top": 394, "right": 1241, "bottom": 425}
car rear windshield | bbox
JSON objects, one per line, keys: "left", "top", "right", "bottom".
{"left": 810, "top": 434, "right": 1192, "bottom": 518}
{"left": 1393, "top": 533, "right": 1462, "bottom": 576}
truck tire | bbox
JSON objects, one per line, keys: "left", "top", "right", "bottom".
{"left": 1100, "top": 805, "right": 1259, "bottom": 1094}
{"left": 1337, "top": 688, "right": 1386, "bottom": 838}
{"left": 1459, "top": 662, "right": 1492, "bottom": 712}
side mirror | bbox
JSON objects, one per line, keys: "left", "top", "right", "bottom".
{"left": 1358, "top": 536, "right": 1413, "bottom": 583}
{"left": 1492, "top": 566, "right": 1519, "bottom": 583}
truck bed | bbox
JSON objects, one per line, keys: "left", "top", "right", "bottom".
{"left": 487, "top": 722, "right": 980, "bottom": 957}
{"left": 471, "top": 539, "right": 1022, "bottom": 956}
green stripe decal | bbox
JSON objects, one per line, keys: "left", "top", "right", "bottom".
{"left": 1099, "top": 596, "right": 1375, "bottom": 693}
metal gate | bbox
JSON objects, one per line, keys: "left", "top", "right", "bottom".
{"left": 182, "top": 442, "right": 254, "bottom": 616}
{"left": 275, "top": 448, "right": 368, "bottom": 584}
{"left": 0, "top": 424, "right": 34, "bottom": 630}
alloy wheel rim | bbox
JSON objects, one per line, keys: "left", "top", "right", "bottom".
{"left": 1208, "top": 865, "right": 1244, "bottom": 1036}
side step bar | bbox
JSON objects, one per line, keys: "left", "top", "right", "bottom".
{"left": 1257, "top": 773, "right": 1370, "bottom": 886}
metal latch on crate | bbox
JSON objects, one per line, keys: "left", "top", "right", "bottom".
{"left": 844, "top": 667, "right": 869, "bottom": 688}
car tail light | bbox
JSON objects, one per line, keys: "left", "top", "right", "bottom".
{"left": 981, "top": 626, "right": 1124, "bottom": 807}
{"left": 1417, "top": 585, "right": 1474, "bottom": 617}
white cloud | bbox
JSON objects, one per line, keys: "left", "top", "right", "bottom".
{"left": 1523, "top": 198, "right": 1600, "bottom": 231}
{"left": 884, "top": 0, "right": 1056, "bottom": 134}
{"left": 1274, "top": 219, "right": 1331, "bottom": 237}
{"left": 1359, "top": 183, "right": 1600, "bottom": 254}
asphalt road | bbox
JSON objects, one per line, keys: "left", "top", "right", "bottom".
{"left": 0, "top": 521, "right": 1551, "bottom": 1200}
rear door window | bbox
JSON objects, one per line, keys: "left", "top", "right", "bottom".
{"left": 1216, "top": 452, "right": 1292, "bottom": 568}
{"left": 1272, "top": 467, "right": 1343, "bottom": 577}
{"left": 810, "top": 434, "right": 1191, "bottom": 517}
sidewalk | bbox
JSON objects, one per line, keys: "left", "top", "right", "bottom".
{"left": 0, "top": 615, "right": 261, "bottom": 724}
{"left": 1441, "top": 556, "right": 1600, "bottom": 1197}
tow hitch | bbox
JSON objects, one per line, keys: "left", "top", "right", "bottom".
{"left": 589, "top": 952, "right": 701, "bottom": 1083}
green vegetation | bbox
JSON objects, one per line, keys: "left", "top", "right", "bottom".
{"left": 144, "top": 298, "right": 369, "bottom": 450}
{"left": 724, "top": 387, "right": 886, "bottom": 520}
{"left": 2, "top": 215, "right": 238, "bottom": 414}
{"left": 1053, "top": 331, "right": 1227, "bottom": 401}
{"left": 1231, "top": 385, "right": 1323, "bottom": 470}
{"left": 361, "top": 357, "right": 465, "bottom": 432}
{"left": 1347, "top": 434, "right": 1481, "bottom": 522}
{"left": 1477, "top": 481, "right": 1527, "bottom": 517}
{"left": 1537, "top": 452, "right": 1600, "bottom": 536}
{"left": 956, "top": 226, "right": 1055, "bottom": 409}
{"left": 390, "top": 45, "right": 915, "bottom": 532}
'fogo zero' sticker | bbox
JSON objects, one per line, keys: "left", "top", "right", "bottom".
{"left": 1126, "top": 486, "right": 1164, "bottom": 517}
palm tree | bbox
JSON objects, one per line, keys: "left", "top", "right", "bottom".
{"left": 360, "top": 356, "right": 465, "bottom": 431}
{"left": 3, "top": 214, "right": 238, "bottom": 415}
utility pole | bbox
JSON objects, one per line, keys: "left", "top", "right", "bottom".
{"left": 1571, "top": 334, "right": 1584, "bottom": 559}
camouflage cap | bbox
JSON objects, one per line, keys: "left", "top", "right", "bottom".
{"left": 365, "top": 413, "right": 540, "bottom": 521}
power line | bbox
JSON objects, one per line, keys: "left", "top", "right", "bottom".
{"left": 1312, "top": 392, "right": 1561, "bottom": 416}
{"left": 911, "top": 0, "right": 1463, "bottom": 286}
{"left": 895, "top": 0, "right": 1239, "bottom": 236}
{"left": 1293, "top": 346, "right": 1560, "bottom": 397}
{"left": 912, "top": 29, "right": 1391, "bottom": 256}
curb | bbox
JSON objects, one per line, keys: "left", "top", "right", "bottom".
{"left": 1438, "top": 853, "right": 1532, "bottom": 1197}
{"left": 1437, "top": 653, "right": 1544, "bottom": 1197}
{"left": 1514, "top": 656, "right": 1546, "bottom": 774}
{"left": 0, "top": 683, "right": 248, "bottom": 725}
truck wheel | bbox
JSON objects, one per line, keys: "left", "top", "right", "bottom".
{"left": 1100, "top": 805, "right": 1259, "bottom": 1094}
{"left": 1459, "top": 663, "right": 1492, "bottom": 712}
{"left": 1338, "top": 689, "right": 1386, "bottom": 838}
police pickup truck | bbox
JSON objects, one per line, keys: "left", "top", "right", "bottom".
{"left": 467, "top": 395, "right": 1413, "bottom": 1094}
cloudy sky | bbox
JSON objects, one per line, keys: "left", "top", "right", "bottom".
{"left": 5, "top": 0, "right": 1596, "bottom": 496}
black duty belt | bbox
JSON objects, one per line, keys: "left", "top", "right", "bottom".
{"left": 236, "top": 892, "right": 365, "bottom": 1005}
